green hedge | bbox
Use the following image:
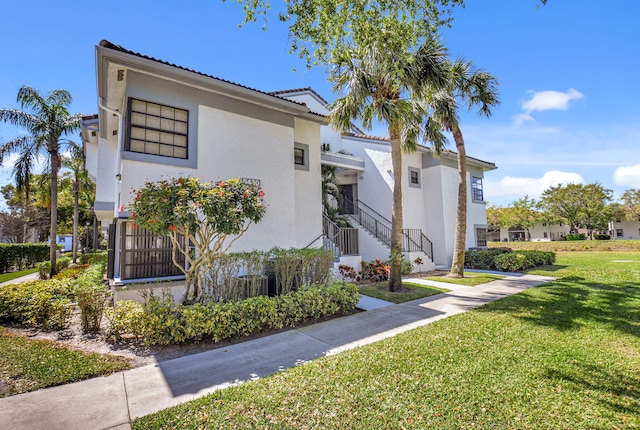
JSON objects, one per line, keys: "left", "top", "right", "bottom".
{"left": 0, "top": 261, "right": 109, "bottom": 330}
{"left": 464, "top": 247, "right": 512, "bottom": 270}
{"left": 0, "top": 279, "right": 74, "bottom": 329}
{"left": 464, "top": 248, "right": 555, "bottom": 272}
{"left": 0, "top": 243, "right": 50, "bottom": 273}
{"left": 566, "top": 233, "right": 587, "bottom": 241}
{"left": 106, "top": 282, "right": 360, "bottom": 345}
{"left": 493, "top": 251, "right": 556, "bottom": 272}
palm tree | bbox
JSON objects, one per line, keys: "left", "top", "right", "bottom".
{"left": 424, "top": 60, "right": 499, "bottom": 278}
{"left": 62, "top": 142, "right": 93, "bottom": 263}
{"left": 0, "top": 86, "right": 81, "bottom": 276}
{"left": 329, "top": 38, "right": 449, "bottom": 291}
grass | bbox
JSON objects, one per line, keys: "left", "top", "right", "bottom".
{"left": 0, "top": 267, "right": 38, "bottom": 284}
{"left": 489, "top": 239, "right": 640, "bottom": 252}
{"left": 422, "top": 272, "right": 504, "bottom": 286}
{"left": 135, "top": 251, "right": 640, "bottom": 429}
{"left": 0, "top": 329, "right": 130, "bottom": 397}
{"left": 357, "top": 281, "right": 447, "bottom": 303}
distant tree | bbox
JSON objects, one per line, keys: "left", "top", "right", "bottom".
{"left": 1, "top": 182, "right": 50, "bottom": 241}
{"left": 424, "top": 59, "right": 499, "bottom": 278}
{"left": 500, "top": 196, "right": 542, "bottom": 239}
{"left": 0, "top": 86, "right": 81, "bottom": 276}
{"left": 62, "top": 142, "right": 94, "bottom": 262}
{"left": 485, "top": 204, "right": 503, "bottom": 233}
{"left": 620, "top": 188, "right": 640, "bottom": 221}
{"left": 539, "top": 183, "right": 612, "bottom": 237}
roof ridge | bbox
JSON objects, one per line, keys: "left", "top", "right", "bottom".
{"left": 98, "top": 40, "right": 308, "bottom": 109}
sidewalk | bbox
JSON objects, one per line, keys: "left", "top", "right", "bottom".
{"left": 0, "top": 273, "right": 554, "bottom": 430}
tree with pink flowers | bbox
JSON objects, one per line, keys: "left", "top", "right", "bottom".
{"left": 130, "top": 177, "right": 266, "bottom": 303}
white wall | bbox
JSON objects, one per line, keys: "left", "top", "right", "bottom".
{"left": 610, "top": 221, "right": 640, "bottom": 240}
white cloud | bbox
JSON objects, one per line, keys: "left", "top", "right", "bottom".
{"left": 512, "top": 88, "right": 584, "bottom": 126}
{"left": 485, "top": 170, "right": 584, "bottom": 203}
{"left": 613, "top": 164, "right": 640, "bottom": 188}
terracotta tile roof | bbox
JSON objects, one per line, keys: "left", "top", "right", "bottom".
{"left": 99, "top": 40, "right": 308, "bottom": 109}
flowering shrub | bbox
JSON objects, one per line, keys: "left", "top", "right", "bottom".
{"left": 129, "top": 177, "right": 266, "bottom": 303}
{"left": 339, "top": 260, "right": 390, "bottom": 283}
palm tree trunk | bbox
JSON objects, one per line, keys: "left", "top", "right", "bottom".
{"left": 448, "top": 124, "right": 467, "bottom": 278}
{"left": 49, "top": 143, "right": 58, "bottom": 277}
{"left": 389, "top": 124, "right": 404, "bottom": 292}
{"left": 72, "top": 180, "right": 79, "bottom": 263}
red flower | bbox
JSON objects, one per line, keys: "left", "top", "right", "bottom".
{"left": 243, "top": 193, "right": 249, "bottom": 198}
{"left": 218, "top": 191, "right": 224, "bottom": 196}
{"left": 131, "top": 212, "right": 136, "bottom": 218}
{"left": 169, "top": 225, "right": 176, "bottom": 231}
{"left": 119, "top": 204, "right": 125, "bottom": 212}
{"left": 258, "top": 190, "right": 265, "bottom": 198}
{"left": 218, "top": 181, "right": 227, "bottom": 187}
{"left": 132, "top": 223, "right": 137, "bottom": 229}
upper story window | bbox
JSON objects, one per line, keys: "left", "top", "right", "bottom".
{"left": 126, "top": 98, "right": 188, "bottom": 159}
{"left": 408, "top": 167, "right": 421, "bottom": 188}
{"left": 471, "top": 176, "right": 484, "bottom": 202}
{"left": 294, "top": 142, "right": 309, "bottom": 171}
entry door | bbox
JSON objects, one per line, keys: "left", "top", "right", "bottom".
{"left": 340, "top": 184, "right": 356, "bottom": 214}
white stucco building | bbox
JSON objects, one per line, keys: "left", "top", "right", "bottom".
{"left": 609, "top": 220, "right": 640, "bottom": 240}
{"left": 81, "top": 41, "right": 497, "bottom": 283}
{"left": 274, "top": 88, "right": 497, "bottom": 269}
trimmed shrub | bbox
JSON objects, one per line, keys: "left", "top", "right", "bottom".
{"left": 464, "top": 247, "right": 512, "bottom": 270}
{"left": 494, "top": 250, "right": 555, "bottom": 272}
{"left": 0, "top": 279, "right": 74, "bottom": 329}
{"left": 79, "top": 251, "right": 107, "bottom": 265}
{"left": 594, "top": 234, "right": 610, "bottom": 240}
{"left": 106, "top": 282, "right": 360, "bottom": 345}
{"left": 566, "top": 233, "right": 587, "bottom": 241}
{"left": 75, "top": 262, "right": 111, "bottom": 334}
{"left": 37, "top": 256, "right": 73, "bottom": 280}
{"left": 0, "top": 243, "right": 50, "bottom": 273}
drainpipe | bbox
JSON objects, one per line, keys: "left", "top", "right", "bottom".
{"left": 98, "top": 97, "right": 124, "bottom": 213}
{"left": 98, "top": 97, "right": 124, "bottom": 280}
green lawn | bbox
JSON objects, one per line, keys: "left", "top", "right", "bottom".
{"left": 0, "top": 268, "right": 38, "bottom": 284}
{"left": 135, "top": 252, "right": 640, "bottom": 429}
{"left": 0, "top": 329, "right": 130, "bottom": 397}
{"left": 422, "top": 272, "right": 504, "bottom": 286}
{"left": 357, "top": 281, "right": 447, "bottom": 303}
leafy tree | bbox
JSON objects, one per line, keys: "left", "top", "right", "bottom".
{"left": 62, "top": 143, "right": 94, "bottom": 262}
{"left": 499, "top": 196, "right": 542, "bottom": 239}
{"left": 130, "top": 177, "right": 266, "bottom": 303}
{"left": 234, "top": 0, "right": 464, "bottom": 67}
{"left": 424, "top": 59, "right": 499, "bottom": 277}
{"left": 485, "top": 204, "right": 503, "bottom": 234}
{"left": 538, "top": 183, "right": 612, "bottom": 237}
{"left": 328, "top": 38, "right": 449, "bottom": 291}
{"left": 1, "top": 181, "right": 51, "bottom": 242}
{"left": 320, "top": 144, "right": 350, "bottom": 227}
{"left": 0, "top": 86, "right": 81, "bottom": 276}
{"left": 620, "top": 188, "right": 640, "bottom": 221}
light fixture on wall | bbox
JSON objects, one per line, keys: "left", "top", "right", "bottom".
{"left": 115, "top": 173, "right": 122, "bottom": 181}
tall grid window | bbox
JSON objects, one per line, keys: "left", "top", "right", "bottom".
{"left": 126, "top": 98, "right": 188, "bottom": 159}
{"left": 476, "top": 227, "right": 487, "bottom": 247}
{"left": 472, "top": 176, "right": 484, "bottom": 202}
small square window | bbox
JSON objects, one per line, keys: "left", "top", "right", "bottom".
{"left": 617, "top": 229, "right": 624, "bottom": 238}
{"left": 294, "top": 142, "right": 309, "bottom": 171}
{"left": 476, "top": 227, "right": 487, "bottom": 247}
{"left": 408, "top": 167, "right": 421, "bottom": 188}
{"left": 543, "top": 232, "right": 548, "bottom": 238}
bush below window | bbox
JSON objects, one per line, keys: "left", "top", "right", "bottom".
{"left": 566, "top": 233, "right": 587, "bottom": 241}
{"left": 105, "top": 282, "right": 360, "bottom": 345}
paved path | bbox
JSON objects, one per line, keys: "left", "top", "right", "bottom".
{"left": 0, "top": 273, "right": 554, "bottom": 430}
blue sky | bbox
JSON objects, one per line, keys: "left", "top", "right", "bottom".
{"left": 1, "top": 0, "right": 639, "bottom": 207}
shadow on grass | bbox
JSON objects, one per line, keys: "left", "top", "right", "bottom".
{"left": 528, "top": 264, "right": 568, "bottom": 273}
{"left": 477, "top": 276, "right": 640, "bottom": 338}
{"left": 545, "top": 362, "right": 640, "bottom": 415}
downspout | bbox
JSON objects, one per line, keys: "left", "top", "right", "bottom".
{"left": 98, "top": 97, "right": 124, "bottom": 211}
{"left": 98, "top": 97, "right": 124, "bottom": 281}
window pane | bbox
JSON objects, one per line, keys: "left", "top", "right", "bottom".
{"left": 294, "top": 148, "right": 304, "bottom": 165}
{"left": 126, "top": 98, "right": 189, "bottom": 159}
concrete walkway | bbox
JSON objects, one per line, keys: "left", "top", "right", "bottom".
{"left": 0, "top": 273, "right": 554, "bottom": 430}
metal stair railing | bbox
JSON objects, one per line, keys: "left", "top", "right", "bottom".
{"left": 322, "top": 214, "right": 359, "bottom": 258}
{"left": 343, "top": 198, "right": 434, "bottom": 261}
